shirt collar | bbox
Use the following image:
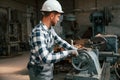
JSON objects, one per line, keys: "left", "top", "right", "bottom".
{"left": 40, "top": 21, "right": 49, "bottom": 31}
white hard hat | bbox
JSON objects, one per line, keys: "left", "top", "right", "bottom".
{"left": 41, "top": 0, "right": 64, "bottom": 13}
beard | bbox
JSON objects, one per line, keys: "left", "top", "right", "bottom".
{"left": 51, "top": 20, "right": 56, "bottom": 26}
{"left": 52, "top": 23, "right": 55, "bottom": 26}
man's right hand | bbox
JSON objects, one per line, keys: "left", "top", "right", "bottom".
{"left": 68, "top": 50, "right": 79, "bottom": 57}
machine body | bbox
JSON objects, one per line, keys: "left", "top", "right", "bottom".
{"left": 65, "top": 49, "right": 102, "bottom": 80}
{"left": 65, "top": 34, "right": 120, "bottom": 80}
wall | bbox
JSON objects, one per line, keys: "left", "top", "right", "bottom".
{"left": 1, "top": 0, "right": 120, "bottom": 38}
{"left": 0, "top": 0, "right": 36, "bottom": 42}
{"left": 0, "top": 0, "right": 35, "bottom": 11}
{"left": 75, "top": 0, "right": 120, "bottom": 36}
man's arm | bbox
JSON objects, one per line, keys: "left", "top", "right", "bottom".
{"left": 51, "top": 28, "right": 77, "bottom": 50}
{"left": 30, "top": 29, "right": 71, "bottom": 64}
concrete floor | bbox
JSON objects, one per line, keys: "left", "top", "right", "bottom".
{"left": 0, "top": 52, "right": 66, "bottom": 80}
{"left": 1, "top": 49, "right": 120, "bottom": 80}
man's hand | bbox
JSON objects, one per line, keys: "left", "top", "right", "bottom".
{"left": 78, "top": 47, "right": 88, "bottom": 51}
{"left": 68, "top": 50, "right": 79, "bottom": 57}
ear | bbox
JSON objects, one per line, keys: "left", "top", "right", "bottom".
{"left": 50, "top": 13, "right": 55, "bottom": 19}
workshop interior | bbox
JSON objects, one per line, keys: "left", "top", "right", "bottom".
{"left": 0, "top": 0, "right": 120, "bottom": 80}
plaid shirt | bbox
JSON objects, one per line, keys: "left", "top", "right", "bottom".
{"left": 29, "top": 21, "right": 77, "bottom": 65}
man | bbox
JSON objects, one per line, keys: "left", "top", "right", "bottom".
{"left": 27, "top": 0, "right": 78, "bottom": 80}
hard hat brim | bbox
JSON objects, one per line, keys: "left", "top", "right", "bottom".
{"left": 40, "top": 10, "right": 64, "bottom": 14}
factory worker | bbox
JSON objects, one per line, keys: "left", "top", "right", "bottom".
{"left": 27, "top": 0, "right": 78, "bottom": 80}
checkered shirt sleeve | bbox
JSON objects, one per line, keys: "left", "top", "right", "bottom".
{"left": 51, "top": 29, "right": 77, "bottom": 50}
